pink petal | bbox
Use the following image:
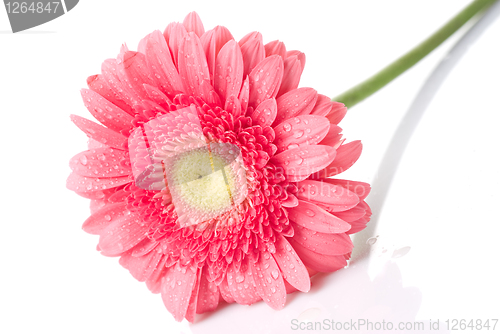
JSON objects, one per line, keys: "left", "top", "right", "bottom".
{"left": 69, "top": 147, "right": 131, "bottom": 178}
{"left": 226, "top": 261, "right": 260, "bottom": 305}
{"left": 310, "top": 94, "right": 334, "bottom": 117}
{"left": 287, "top": 200, "right": 351, "bottom": 233}
{"left": 254, "top": 150, "right": 270, "bottom": 169}
{"left": 70, "top": 115, "right": 128, "bottom": 150}
{"left": 250, "top": 251, "right": 286, "bottom": 310}
{"left": 89, "top": 198, "right": 107, "bottom": 214}
{"left": 120, "top": 51, "right": 155, "bottom": 98}
{"left": 100, "top": 59, "right": 142, "bottom": 110}
{"left": 146, "top": 255, "right": 168, "bottom": 294}
{"left": 131, "top": 237, "right": 160, "bottom": 256}
{"left": 82, "top": 202, "right": 127, "bottom": 235}
{"left": 272, "top": 234, "right": 310, "bottom": 292}
{"left": 214, "top": 40, "right": 244, "bottom": 103}
{"left": 240, "top": 37, "right": 265, "bottom": 78}
{"left": 183, "top": 12, "right": 205, "bottom": 37}
{"left": 87, "top": 74, "right": 134, "bottom": 116}
{"left": 161, "top": 265, "right": 198, "bottom": 321}
{"left": 66, "top": 172, "right": 131, "bottom": 193}
{"left": 80, "top": 89, "right": 134, "bottom": 133}
{"left": 119, "top": 247, "right": 163, "bottom": 282}
{"left": 271, "top": 145, "right": 336, "bottom": 182}
{"left": 224, "top": 95, "right": 242, "bottom": 118}
{"left": 218, "top": 279, "right": 236, "bottom": 303}
{"left": 163, "top": 22, "right": 187, "bottom": 66}
{"left": 178, "top": 32, "right": 213, "bottom": 100}
{"left": 288, "top": 238, "right": 349, "bottom": 273}
{"left": 249, "top": 98, "right": 277, "bottom": 127}
{"left": 73, "top": 187, "right": 120, "bottom": 200}
{"left": 296, "top": 180, "right": 359, "bottom": 212}
{"left": 185, "top": 270, "right": 202, "bottom": 323}
{"left": 315, "top": 141, "right": 363, "bottom": 178}
{"left": 277, "top": 52, "right": 305, "bottom": 97}
{"left": 200, "top": 26, "right": 234, "bottom": 81}
{"left": 144, "top": 30, "right": 185, "bottom": 95}
{"left": 143, "top": 84, "right": 172, "bottom": 109}
{"left": 274, "top": 87, "right": 318, "bottom": 125}
{"left": 318, "top": 124, "right": 343, "bottom": 148}
{"left": 196, "top": 267, "right": 220, "bottom": 314}
{"left": 98, "top": 212, "right": 148, "bottom": 256}
{"left": 281, "top": 194, "right": 298, "bottom": 208}
{"left": 239, "top": 76, "right": 250, "bottom": 113}
{"left": 292, "top": 224, "right": 353, "bottom": 256}
{"left": 248, "top": 55, "right": 283, "bottom": 108}
{"left": 321, "top": 178, "right": 371, "bottom": 201}
{"left": 326, "top": 101, "right": 348, "bottom": 124}
{"left": 332, "top": 202, "right": 368, "bottom": 222}
{"left": 273, "top": 115, "right": 330, "bottom": 153}
{"left": 265, "top": 40, "right": 287, "bottom": 59}
{"left": 346, "top": 214, "right": 371, "bottom": 234}
{"left": 238, "top": 31, "right": 263, "bottom": 46}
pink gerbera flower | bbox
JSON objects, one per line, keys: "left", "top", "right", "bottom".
{"left": 67, "top": 12, "right": 371, "bottom": 322}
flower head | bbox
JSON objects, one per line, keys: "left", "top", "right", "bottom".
{"left": 67, "top": 12, "right": 371, "bottom": 322}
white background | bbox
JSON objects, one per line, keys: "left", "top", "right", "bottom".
{"left": 1, "top": 1, "right": 499, "bottom": 333}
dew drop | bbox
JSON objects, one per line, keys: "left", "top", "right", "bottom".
{"left": 293, "top": 130, "right": 304, "bottom": 139}
{"left": 79, "top": 155, "right": 88, "bottom": 166}
{"left": 282, "top": 123, "right": 292, "bottom": 132}
{"left": 104, "top": 215, "right": 111, "bottom": 221}
{"left": 305, "top": 210, "right": 315, "bottom": 217}
{"left": 271, "top": 269, "right": 279, "bottom": 279}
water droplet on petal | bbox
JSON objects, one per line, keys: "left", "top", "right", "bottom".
{"left": 271, "top": 269, "right": 279, "bottom": 279}
{"left": 283, "top": 123, "right": 292, "bottom": 132}
{"left": 305, "top": 209, "right": 315, "bottom": 217}
{"left": 79, "top": 155, "right": 88, "bottom": 166}
{"left": 293, "top": 130, "right": 304, "bottom": 139}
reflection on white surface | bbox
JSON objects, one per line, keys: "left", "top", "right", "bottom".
{"left": 190, "top": 254, "right": 423, "bottom": 333}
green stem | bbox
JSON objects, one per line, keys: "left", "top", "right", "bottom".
{"left": 333, "top": 0, "right": 497, "bottom": 108}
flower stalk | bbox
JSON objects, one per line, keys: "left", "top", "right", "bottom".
{"left": 333, "top": 0, "right": 497, "bottom": 108}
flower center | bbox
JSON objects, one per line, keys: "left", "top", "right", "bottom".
{"left": 166, "top": 142, "right": 248, "bottom": 227}
{"left": 128, "top": 105, "right": 248, "bottom": 228}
